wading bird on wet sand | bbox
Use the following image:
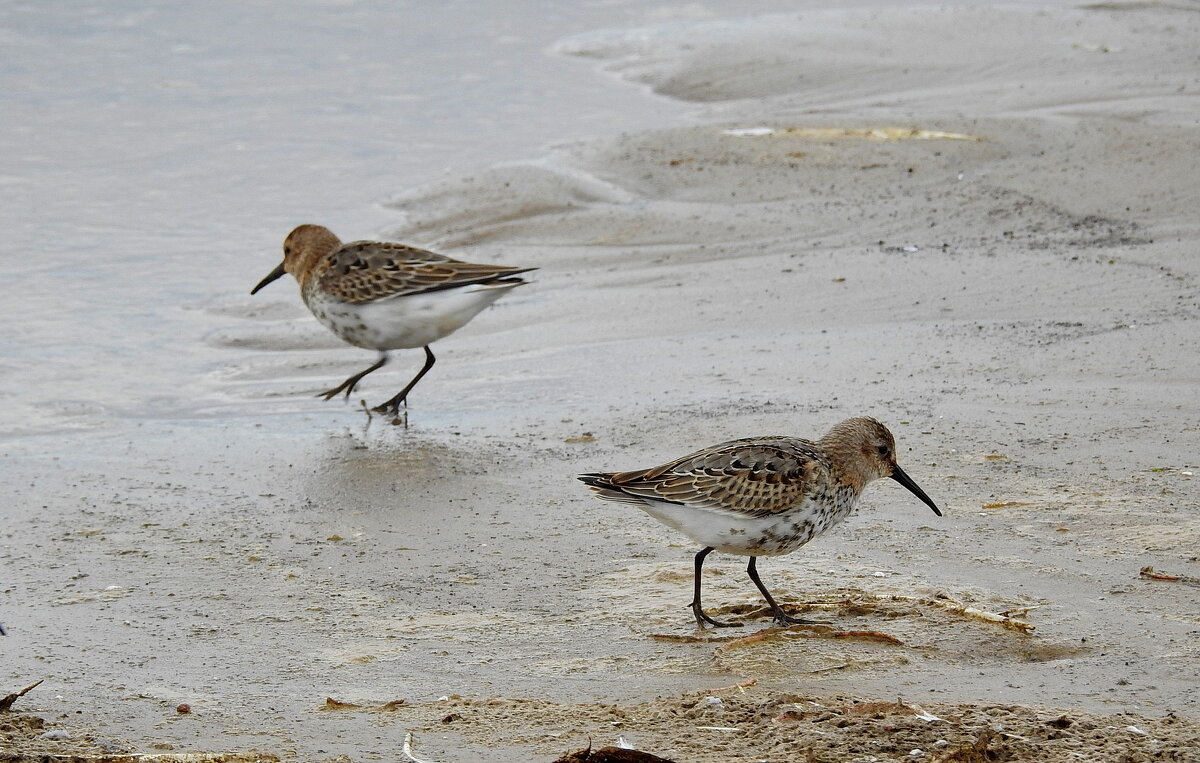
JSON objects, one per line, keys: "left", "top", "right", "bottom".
{"left": 579, "top": 417, "right": 942, "bottom": 628}
{"left": 251, "top": 225, "right": 534, "bottom": 418}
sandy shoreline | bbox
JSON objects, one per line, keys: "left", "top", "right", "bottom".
{"left": 3, "top": 3, "right": 1200, "bottom": 761}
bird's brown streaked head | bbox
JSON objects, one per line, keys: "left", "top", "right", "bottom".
{"left": 820, "top": 417, "right": 942, "bottom": 516}
{"left": 250, "top": 224, "right": 343, "bottom": 294}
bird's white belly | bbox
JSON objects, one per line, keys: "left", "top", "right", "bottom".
{"left": 305, "top": 284, "right": 515, "bottom": 351}
{"left": 636, "top": 496, "right": 855, "bottom": 557}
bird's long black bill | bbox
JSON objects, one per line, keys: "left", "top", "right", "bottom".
{"left": 891, "top": 464, "right": 942, "bottom": 516}
{"left": 250, "top": 261, "right": 287, "bottom": 294}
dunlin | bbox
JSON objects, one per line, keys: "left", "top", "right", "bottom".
{"left": 251, "top": 225, "right": 534, "bottom": 416}
{"left": 579, "top": 417, "right": 941, "bottom": 628}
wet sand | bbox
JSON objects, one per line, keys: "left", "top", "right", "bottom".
{"left": 3, "top": 3, "right": 1200, "bottom": 762}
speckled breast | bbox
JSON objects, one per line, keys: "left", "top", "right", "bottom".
{"left": 720, "top": 483, "right": 860, "bottom": 556}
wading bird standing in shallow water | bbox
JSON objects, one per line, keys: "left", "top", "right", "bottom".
{"left": 579, "top": 417, "right": 941, "bottom": 628}
{"left": 251, "top": 225, "right": 534, "bottom": 417}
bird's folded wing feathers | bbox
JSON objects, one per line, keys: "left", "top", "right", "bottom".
{"left": 598, "top": 438, "right": 824, "bottom": 517}
{"left": 319, "top": 241, "right": 534, "bottom": 304}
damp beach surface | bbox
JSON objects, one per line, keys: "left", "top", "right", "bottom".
{"left": 2, "top": 1, "right": 1200, "bottom": 760}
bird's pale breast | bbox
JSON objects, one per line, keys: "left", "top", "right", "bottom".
{"left": 303, "top": 281, "right": 519, "bottom": 351}
{"left": 636, "top": 481, "right": 860, "bottom": 556}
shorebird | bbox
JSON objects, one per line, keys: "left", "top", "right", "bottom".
{"left": 251, "top": 225, "right": 534, "bottom": 416}
{"left": 579, "top": 417, "right": 941, "bottom": 628}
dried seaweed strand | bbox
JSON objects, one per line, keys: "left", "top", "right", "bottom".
{"left": 998, "top": 605, "right": 1043, "bottom": 618}
{"left": 1141, "top": 566, "right": 1200, "bottom": 586}
{"left": 322, "top": 697, "right": 363, "bottom": 710}
{"left": 718, "top": 626, "right": 788, "bottom": 651}
{"left": 0, "top": 679, "right": 42, "bottom": 712}
{"left": 832, "top": 630, "right": 905, "bottom": 645}
{"left": 660, "top": 591, "right": 1035, "bottom": 649}
{"left": 724, "top": 593, "right": 1035, "bottom": 632}
{"left": 888, "top": 595, "right": 1036, "bottom": 633}
{"left": 712, "top": 623, "right": 905, "bottom": 659}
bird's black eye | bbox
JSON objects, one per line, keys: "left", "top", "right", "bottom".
{"left": 876, "top": 445, "right": 890, "bottom": 458}
{"left": 284, "top": 246, "right": 292, "bottom": 255}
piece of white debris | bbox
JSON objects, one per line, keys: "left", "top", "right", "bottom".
{"left": 39, "top": 731, "right": 71, "bottom": 741}
{"left": 402, "top": 731, "right": 436, "bottom": 763}
{"left": 722, "top": 127, "right": 775, "bottom": 136}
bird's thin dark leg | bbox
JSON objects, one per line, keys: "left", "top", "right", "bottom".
{"left": 689, "top": 547, "right": 743, "bottom": 629}
{"left": 746, "top": 557, "right": 822, "bottom": 626}
{"left": 373, "top": 346, "right": 436, "bottom": 416}
{"left": 320, "top": 353, "right": 388, "bottom": 400}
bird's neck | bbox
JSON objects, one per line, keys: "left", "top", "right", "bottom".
{"left": 817, "top": 437, "right": 870, "bottom": 495}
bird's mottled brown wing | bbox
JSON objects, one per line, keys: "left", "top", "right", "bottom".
{"left": 595, "top": 437, "right": 828, "bottom": 518}
{"left": 316, "top": 240, "right": 534, "bottom": 304}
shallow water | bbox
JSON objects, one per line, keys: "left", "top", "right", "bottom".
{"left": 1, "top": 0, "right": 707, "bottom": 437}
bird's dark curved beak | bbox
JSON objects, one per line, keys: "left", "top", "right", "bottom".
{"left": 250, "top": 262, "right": 287, "bottom": 295}
{"left": 890, "top": 464, "right": 942, "bottom": 516}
